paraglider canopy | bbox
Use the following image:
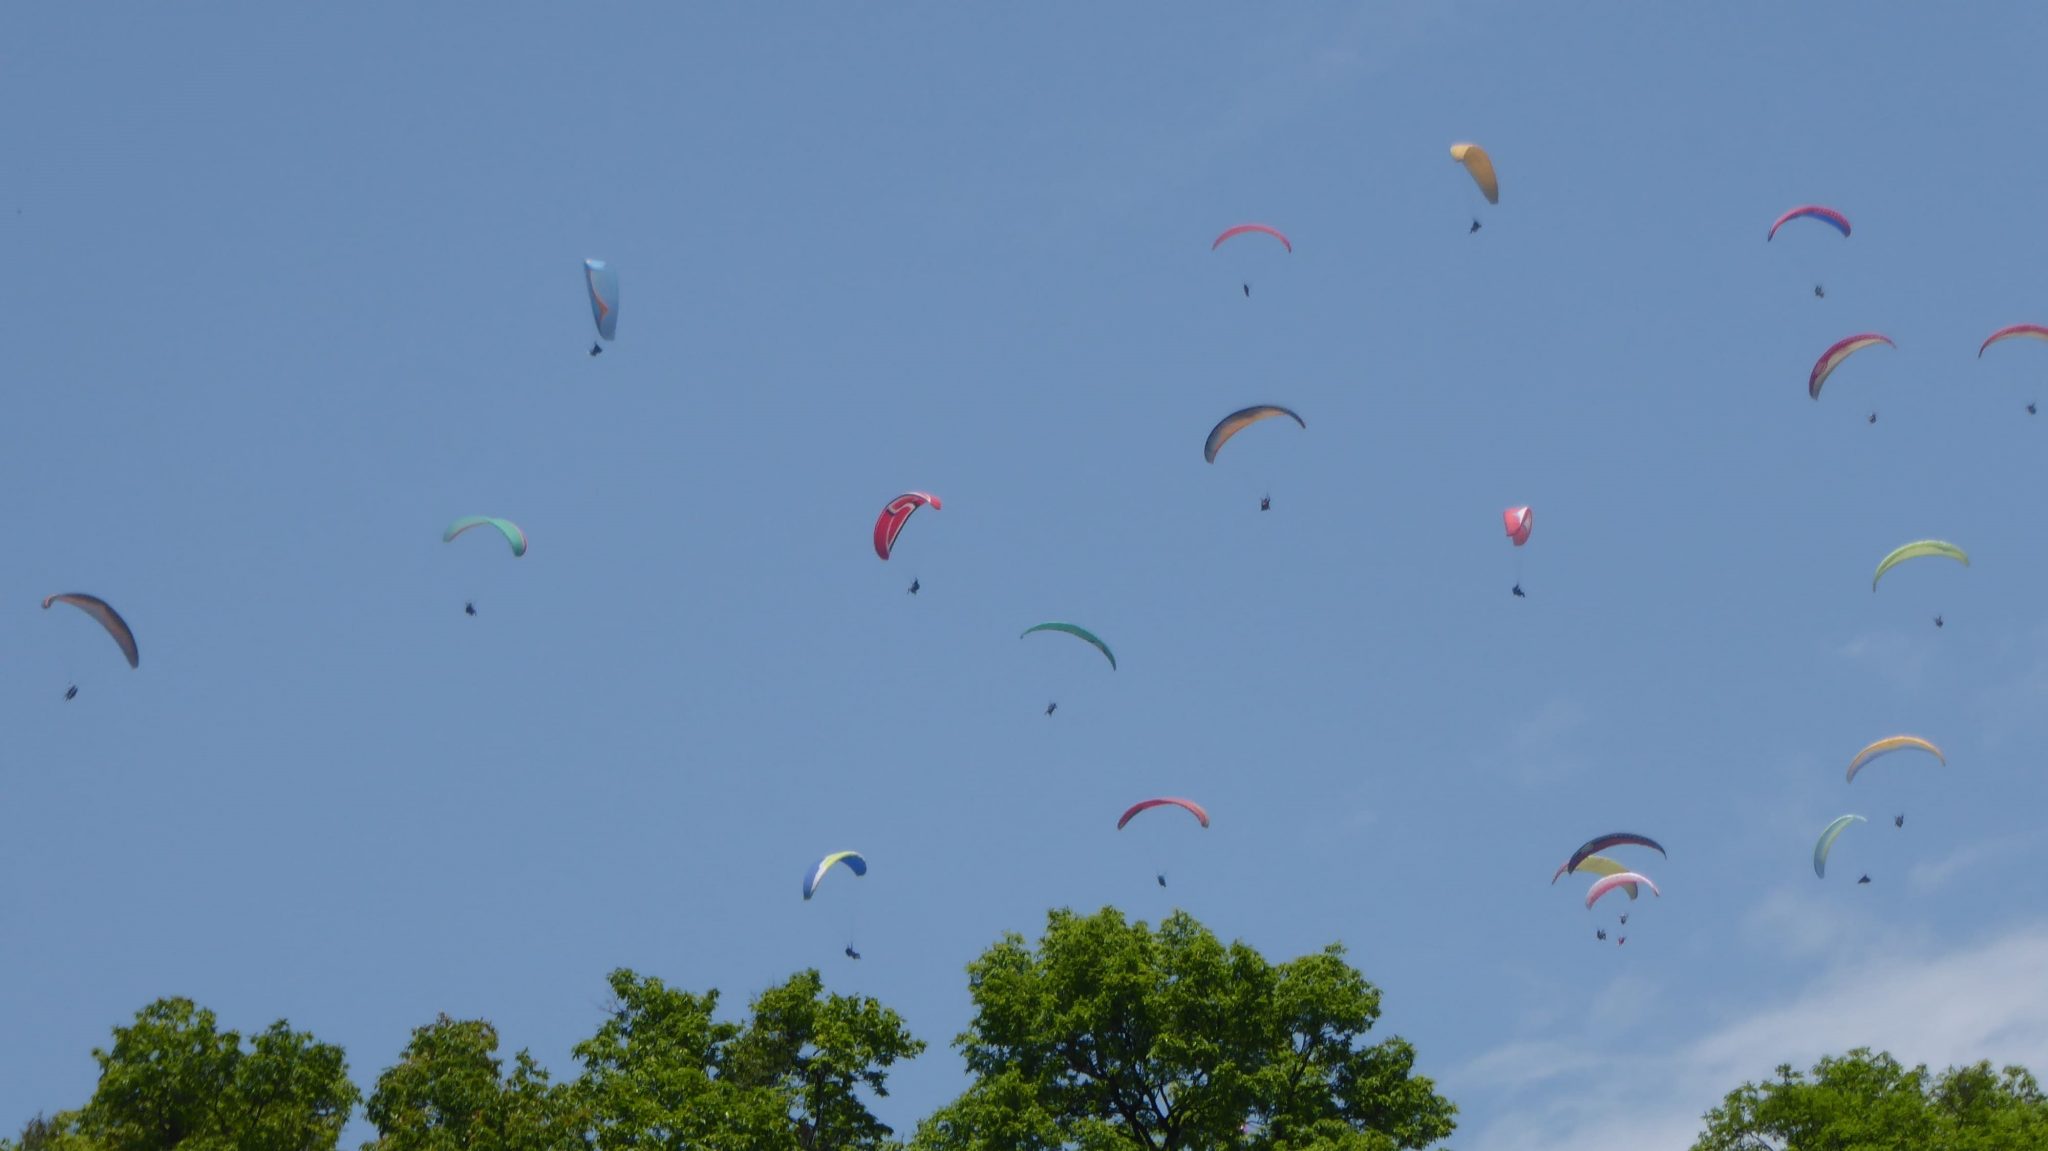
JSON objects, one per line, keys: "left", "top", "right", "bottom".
{"left": 1845, "top": 735, "right": 1945, "bottom": 783}
{"left": 1813, "top": 814, "right": 1865, "bottom": 878}
{"left": 1767, "top": 205, "right": 1851, "bottom": 241}
{"left": 42, "top": 593, "right": 139, "bottom": 669}
{"left": 1211, "top": 224, "right": 1293, "bottom": 253}
{"left": 1809, "top": 333, "right": 1895, "bottom": 400}
{"left": 874, "top": 492, "right": 941, "bottom": 561}
{"left": 1205, "top": 405, "right": 1305, "bottom": 464}
{"left": 1450, "top": 143, "right": 1499, "bottom": 204}
{"left": 1020, "top": 622, "right": 1117, "bottom": 670}
{"left": 1563, "top": 833, "right": 1666, "bottom": 877}
{"left": 803, "top": 851, "right": 867, "bottom": 900}
{"left": 1585, "top": 871, "right": 1659, "bottom": 909}
{"left": 585, "top": 259, "right": 619, "bottom": 342}
{"left": 1978, "top": 323, "right": 2048, "bottom": 357}
{"left": 1117, "top": 797, "right": 1211, "bottom": 830}
{"left": 1504, "top": 506, "right": 1533, "bottom": 547}
{"left": 443, "top": 516, "right": 528, "bottom": 557}
{"left": 1871, "top": 540, "right": 1967, "bottom": 591}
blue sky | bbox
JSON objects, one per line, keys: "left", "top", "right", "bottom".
{"left": 5, "top": 4, "right": 2048, "bottom": 1147}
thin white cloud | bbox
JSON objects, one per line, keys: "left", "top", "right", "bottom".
{"left": 1455, "top": 922, "right": 2048, "bottom": 1151}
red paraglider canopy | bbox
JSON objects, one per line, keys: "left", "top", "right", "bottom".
{"left": 1503, "top": 506, "right": 1533, "bottom": 547}
{"left": 874, "top": 492, "right": 941, "bottom": 561}
{"left": 1117, "top": 797, "right": 1211, "bottom": 830}
{"left": 1211, "top": 224, "right": 1293, "bottom": 253}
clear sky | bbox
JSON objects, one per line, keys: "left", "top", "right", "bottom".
{"left": 4, "top": 5, "right": 2048, "bottom": 1148}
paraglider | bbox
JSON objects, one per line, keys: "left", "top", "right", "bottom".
{"left": 1045, "top": 702, "right": 1058, "bottom": 717}
{"left": 1872, "top": 540, "right": 1968, "bottom": 591}
{"left": 1895, "top": 814, "right": 1905, "bottom": 828}
{"left": 1504, "top": 506, "right": 1533, "bottom": 596}
{"left": 1450, "top": 143, "right": 1499, "bottom": 228}
{"left": 1205, "top": 405, "right": 1304, "bottom": 464}
{"left": 802, "top": 851, "right": 867, "bottom": 900}
{"left": 874, "top": 492, "right": 941, "bottom": 561}
{"left": 1934, "top": 614, "right": 1944, "bottom": 628}
{"left": 1813, "top": 814, "right": 1865, "bottom": 878}
{"left": 1768, "top": 205, "right": 1850, "bottom": 298}
{"left": 1846, "top": 735, "right": 1945, "bottom": 783}
{"left": 1157, "top": 874, "right": 1167, "bottom": 888}
{"left": 1212, "top": 225, "right": 1291, "bottom": 298}
{"left": 844, "top": 946, "right": 862, "bottom": 960}
{"left": 64, "top": 685, "right": 77, "bottom": 701}
{"left": 1809, "top": 333, "right": 1896, "bottom": 401}
{"left": 42, "top": 594, "right": 139, "bottom": 669}
{"left": 1020, "top": 622, "right": 1117, "bottom": 670}
{"left": 1260, "top": 496, "right": 1271, "bottom": 512}
{"left": 443, "top": 517, "right": 528, "bottom": 557}
{"left": 1858, "top": 875, "right": 1872, "bottom": 885}
{"left": 1595, "top": 929, "right": 1607, "bottom": 941}
{"left": 464, "top": 601, "right": 477, "bottom": 617}
{"left": 908, "top": 579, "right": 920, "bottom": 596}
{"left": 584, "top": 258, "right": 618, "bottom": 355}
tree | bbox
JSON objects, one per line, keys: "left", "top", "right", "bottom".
{"left": 361, "top": 1014, "right": 586, "bottom": 1151}
{"left": 570, "top": 967, "right": 924, "bottom": 1151}
{"left": 1692, "top": 1048, "right": 2048, "bottom": 1151}
{"left": 35, "top": 997, "right": 358, "bottom": 1151}
{"left": 911, "top": 908, "right": 1457, "bottom": 1151}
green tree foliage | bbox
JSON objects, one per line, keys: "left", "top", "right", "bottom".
{"left": 570, "top": 967, "right": 924, "bottom": 1151}
{"left": 361, "top": 1015, "right": 585, "bottom": 1151}
{"left": 26, "top": 997, "right": 358, "bottom": 1151}
{"left": 911, "top": 908, "right": 1456, "bottom": 1151}
{"left": 1692, "top": 1048, "right": 2048, "bottom": 1151}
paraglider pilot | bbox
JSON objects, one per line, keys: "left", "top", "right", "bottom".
{"left": 1242, "top": 283, "right": 1250, "bottom": 298}
{"left": 1934, "top": 614, "right": 1944, "bottom": 629}
{"left": 1045, "top": 702, "right": 1058, "bottom": 717}
{"left": 465, "top": 601, "right": 477, "bottom": 617}
{"left": 1511, "top": 583, "right": 1525, "bottom": 598}
{"left": 1156, "top": 874, "right": 1167, "bottom": 888}
{"left": 1858, "top": 874, "right": 1872, "bottom": 885}
{"left": 1260, "top": 496, "right": 1271, "bottom": 512}
{"left": 1470, "top": 219, "right": 1482, "bottom": 234}
{"left": 65, "top": 684, "right": 78, "bottom": 701}
{"left": 908, "top": 579, "right": 920, "bottom": 595}
{"left": 1595, "top": 929, "right": 1606, "bottom": 941}
{"left": 1895, "top": 814, "right": 1905, "bottom": 828}
{"left": 590, "top": 342, "right": 604, "bottom": 357}
{"left": 844, "top": 946, "right": 861, "bottom": 960}
{"left": 1814, "top": 284, "right": 1826, "bottom": 299}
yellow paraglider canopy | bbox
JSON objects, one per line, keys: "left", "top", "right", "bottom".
{"left": 1450, "top": 143, "right": 1499, "bottom": 204}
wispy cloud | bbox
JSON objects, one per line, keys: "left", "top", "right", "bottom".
{"left": 1455, "top": 922, "right": 2048, "bottom": 1151}
{"left": 1837, "top": 629, "right": 1927, "bottom": 692}
{"left": 1907, "top": 835, "right": 2024, "bottom": 895}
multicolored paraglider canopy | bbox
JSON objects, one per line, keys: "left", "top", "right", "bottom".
{"left": 43, "top": 593, "right": 139, "bottom": 669}
{"left": 874, "top": 492, "right": 941, "bottom": 561}
{"left": 1767, "top": 205, "right": 1851, "bottom": 241}
{"left": 1204, "top": 405, "right": 1304, "bottom": 464}
{"left": 1871, "top": 540, "right": 1967, "bottom": 591}
{"left": 1845, "top": 735, "right": 1945, "bottom": 783}
{"left": 1979, "top": 323, "right": 2048, "bottom": 358}
{"left": 585, "top": 259, "right": 619, "bottom": 342}
{"left": 1585, "top": 871, "right": 1658, "bottom": 909}
{"left": 803, "top": 851, "right": 867, "bottom": 900}
{"left": 1813, "top": 815, "right": 1864, "bottom": 878}
{"left": 1809, "top": 333, "right": 1895, "bottom": 400}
